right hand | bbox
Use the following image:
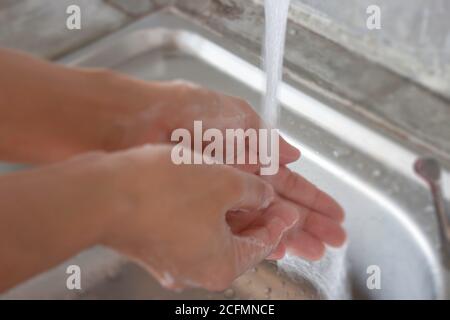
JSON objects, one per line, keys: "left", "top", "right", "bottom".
{"left": 96, "top": 145, "right": 300, "bottom": 291}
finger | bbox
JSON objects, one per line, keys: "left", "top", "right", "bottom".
{"left": 226, "top": 196, "right": 299, "bottom": 235}
{"left": 256, "top": 198, "right": 345, "bottom": 260}
{"left": 228, "top": 169, "right": 275, "bottom": 212}
{"left": 303, "top": 212, "right": 347, "bottom": 247}
{"left": 226, "top": 210, "right": 261, "bottom": 234}
{"left": 266, "top": 243, "right": 286, "bottom": 260}
{"left": 279, "top": 198, "right": 347, "bottom": 247}
{"left": 279, "top": 135, "right": 301, "bottom": 164}
{"left": 230, "top": 162, "right": 261, "bottom": 174}
{"left": 263, "top": 166, "right": 345, "bottom": 222}
{"left": 240, "top": 101, "right": 300, "bottom": 165}
{"left": 229, "top": 135, "right": 299, "bottom": 174}
{"left": 285, "top": 231, "right": 326, "bottom": 261}
{"left": 231, "top": 201, "right": 299, "bottom": 273}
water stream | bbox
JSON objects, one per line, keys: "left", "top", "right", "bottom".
{"left": 262, "top": 0, "right": 290, "bottom": 128}
{"left": 262, "top": 0, "right": 350, "bottom": 299}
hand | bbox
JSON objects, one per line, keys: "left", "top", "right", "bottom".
{"left": 110, "top": 80, "right": 346, "bottom": 260}
{"left": 104, "top": 79, "right": 301, "bottom": 168}
{"left": 0, "top": 51, "right": 344, "bottom": 291}
{"left": 226, "top": 166, "right": 346, "bottom": 261}
{"left": 93, "top": 78, "right": 346, "bottom": 261}
{"left": 98, "top": 145, "right": 300, "bottom": 291}
{"left": 262, "top": 166, "right": 346, "bottom": 260}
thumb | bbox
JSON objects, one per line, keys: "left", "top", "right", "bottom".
{"left": 228, "top": 170, "right": 275, "bottom": 212}
{"left": 230, "top": 201, "right": 299, "bottom": 274}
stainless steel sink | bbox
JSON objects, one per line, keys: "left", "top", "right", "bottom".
{"left": 2, "top": 8, "right": 449, "bottom": 300}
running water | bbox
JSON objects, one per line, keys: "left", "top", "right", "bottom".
{"left": 262, "top": 0, "right": 350, "bottom": 299}
{"left": 262, "top": 0, "right": 290, "bottom": 128}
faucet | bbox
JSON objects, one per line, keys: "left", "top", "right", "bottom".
{"left": 414, "top": 157, "right": 450, "bottom": 268}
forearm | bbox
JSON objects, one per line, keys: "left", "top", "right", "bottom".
{"left": 0, "top": 155, "right": 112, "bottom": 292}
{"left": 0, "top": 48, "right": 160, "bottom": 163}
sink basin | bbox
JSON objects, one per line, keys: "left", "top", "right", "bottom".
{"left": 1, "top": 8, "right": 449, "bottom": 300}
